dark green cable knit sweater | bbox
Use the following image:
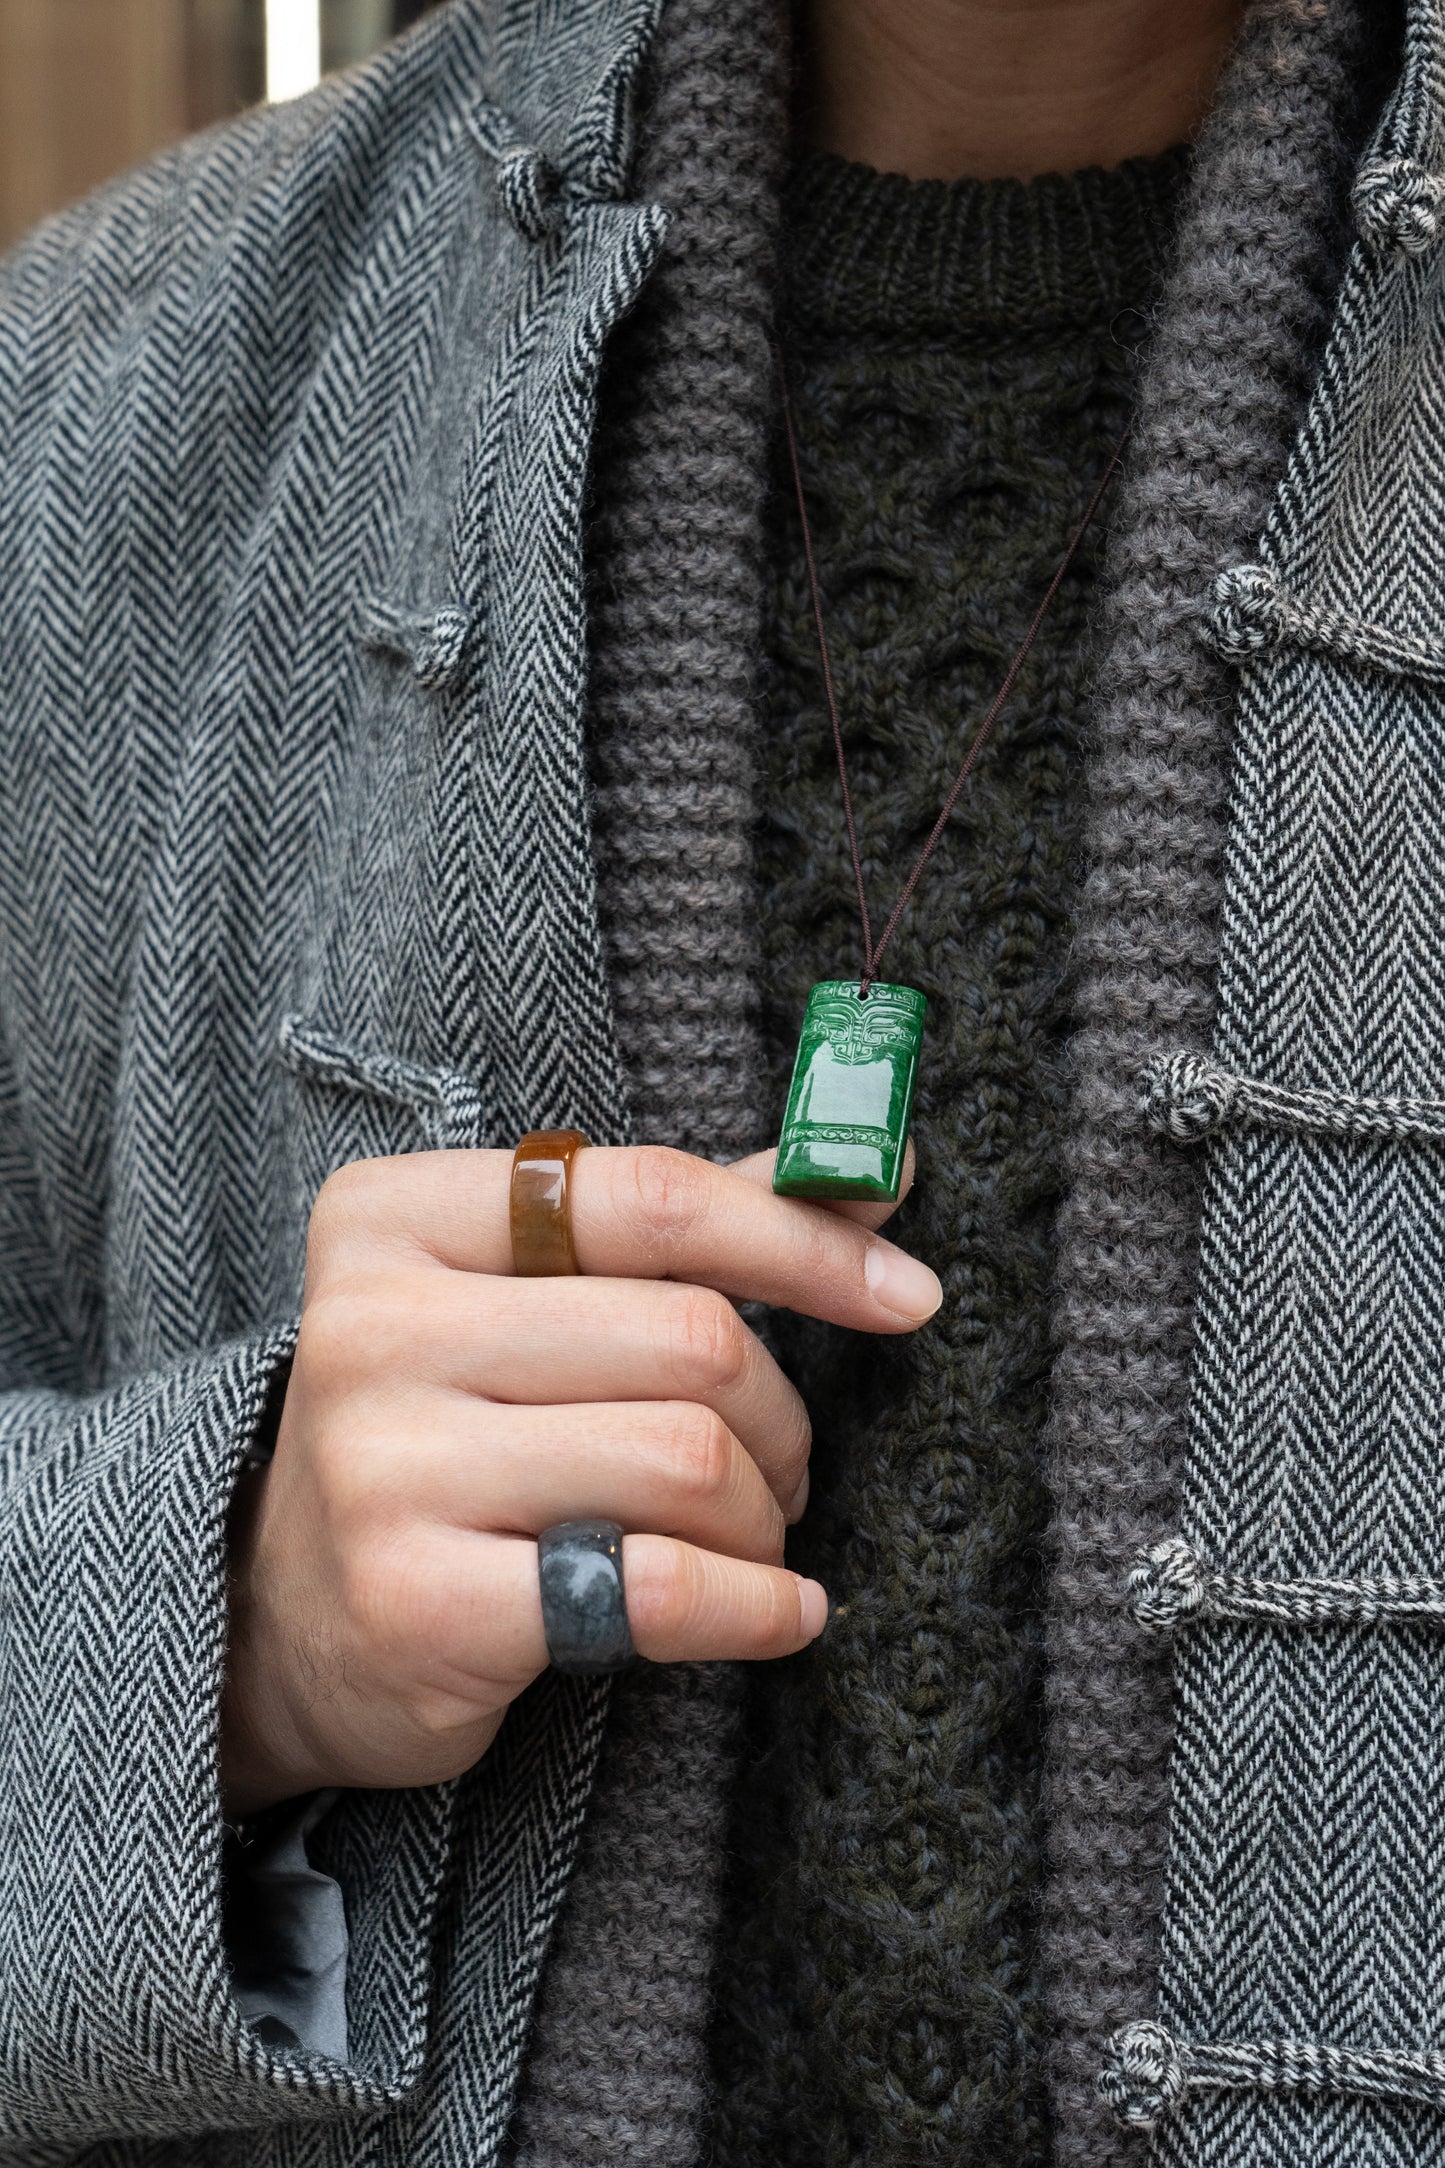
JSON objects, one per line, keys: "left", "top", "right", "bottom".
{"left": 709, "top": 147, "right": 1188, "bottom": 2166}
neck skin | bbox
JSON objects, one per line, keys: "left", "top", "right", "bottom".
{"left": 798, "top": 0, "right": 1250, "bottom": 181}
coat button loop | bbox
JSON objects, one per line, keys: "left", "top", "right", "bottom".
{"left": 1204, "top": 562, "right": 1288, "bottom": 661}
{"left": 496, "top": 145, "right": 564, "bottom": 241}
{"left": 1353, "top": 156, "right": 1445, "bottom": 259}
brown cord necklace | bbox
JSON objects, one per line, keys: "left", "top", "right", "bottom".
{"left": 772, "top": 367, "right": 1127, "bottom": 1205}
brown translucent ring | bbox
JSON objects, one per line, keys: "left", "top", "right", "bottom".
{"left": 510, "top": 1129, "right": 592, "bottom": 1277}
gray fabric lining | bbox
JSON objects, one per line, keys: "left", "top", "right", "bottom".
{"left": 228, "top": 1794, "right": 350, "bottom": 2066}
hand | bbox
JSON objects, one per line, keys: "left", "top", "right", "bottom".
{"left": 221, "top": 1143, "right": 940, "bottom": 1813}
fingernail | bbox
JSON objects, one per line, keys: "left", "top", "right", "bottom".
{"left": 864, "top": 1241, "right": 943, "bottom": 1322}
{"left": 787, "top": 1470, "right": 811, "bottom": 1522}
{"left": 794, "top": 1575, "right": 829, "bottom": 1641}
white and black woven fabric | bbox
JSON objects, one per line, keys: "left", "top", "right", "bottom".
{"left": 0, "top": 3, "right": 668, "bottom": 2158}
{"left": 1095, "top": 2, "right": 1445, "bottom": 2162}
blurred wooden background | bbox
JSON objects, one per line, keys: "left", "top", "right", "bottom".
{"left": 0, "top": 0, "right": 433, "bottom": 248}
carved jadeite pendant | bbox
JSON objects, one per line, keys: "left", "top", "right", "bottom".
{"left": 773, "top": 980, "right": 927, "bottom": 1203}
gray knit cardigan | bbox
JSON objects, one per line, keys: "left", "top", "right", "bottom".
{"left": 2, "top": 0, "right": 1444, "bottom": 2164}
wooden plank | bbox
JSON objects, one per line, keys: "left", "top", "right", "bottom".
{"left": 0, "top": 1, "right": 413, "bottom": 249}
{"left": 0, "top": 0, "right": 255, "bottom": 248}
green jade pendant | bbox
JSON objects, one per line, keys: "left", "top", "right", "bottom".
{"left": 773, "top": 980, "right": 927, "bottom": 1203}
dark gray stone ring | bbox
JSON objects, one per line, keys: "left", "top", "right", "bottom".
{"left": 538, "top": 1520, "right": 635, "bottom": 1676}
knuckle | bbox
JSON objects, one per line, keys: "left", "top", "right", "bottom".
{"left": 624, "top": 1540, "right": 698, "bottom": 1644}
{"left": 298, "top": 1288, "right": 364, "bottom": 1395}
{"left": 300, "top": 1284, "right": 405, "bottom": 1396}
{"left": 756, "top": 1496, "right": 788, "bottom": 1568}
{"left": 310, "top": 1157, "right": 379, "bottom": 1247}
{"left": 794, "top": 1204, "right": 839, "bottom": 1286}
{"left": 335, "top": 1537, "right": 396, "bottom": 1646}
{"left": 663, "top": 1404, "right": 735, "bottom": 1504}
{"left": 406, "top": 1690, "right": 479, "bottom": 1758}
{"left": 627, "top": 1146, "right": 711, "bottom": 1257}
{"left": 311, "top": 1413, "right": 398, "bottom": 1528}
{"left": 342, "top": 1530, "right": 419, "bottom": 1652}
{"left": 668, "top": 1286, "right": 749, "bottom": 1393}
{"left": 779, "top": 1407, "right": 813, "bottom": 1498}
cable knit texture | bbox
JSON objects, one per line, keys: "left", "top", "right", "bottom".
{"left": 0, "top": 0, "right": 1415, "bottom": 2163}
{"left": 505, "top": 2, "right": 787, "bottom": 2163}
{"left": 1041, "top": 1, "right": 1393, "bottom": 2160}
{"left": 706, "top": 149, "right": 1187, "bottom": 2167}
{"left": 505, "top": 1, "right": 1392, "bottom": 2161}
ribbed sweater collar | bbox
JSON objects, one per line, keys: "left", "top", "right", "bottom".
{"left": 782, "top": 144, "right": 1192, "bottom": 336}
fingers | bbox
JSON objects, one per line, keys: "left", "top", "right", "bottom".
{"left": 306, "top": 1271, "right": 812, "bottom": 1508}
{"left": 314, "top": 1144, "right": 941, "bottom": 1331}
{"left": 419, "top": 1529, "right": 828, "bottom": 1688}
{"left": 727, "top": 1139, "right": 917, "bottom": 1233}
{"left": 383, "top": 1397, "right": 790, "bottom": 1560}
{"left": 576, "top": 1148, "right": 939, "bottom": 1326}
{"left": 623, "top": 1536, "right": 828, "bottom": 1662}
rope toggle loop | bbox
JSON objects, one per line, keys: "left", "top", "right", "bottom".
{"left": 1127, "top": 1537, "right": 1445, "bottom": 1632}
{"left": 1128, "top": 1538, "right": 1209, "bottom": 1629}
{"left": 1206, "top": 562, "right": 1289, "bottom": 660}
{"left": 1097, "top": 2022, "right": 1187, "bottom": 2131}
{"left": 1354, "top": 156, "right": 1445, "bottom": 258}
{"left": 279, "top": 1016, "right": 486, "bottom": 1153}
{"left": 356, "top": 599, "right": 472, "bottom": 692}
{"left": 1100, "top": 2021, "right": 1445, "bottom": 2130}
{"left": 1139, "top": 1050, "right": 1236, "bottom": 1143}
{"left": 1140, "top": 1048, "right": 1445, "bottom": 1148}
{"left": 495, "top": 143, "right": 564, "bottom": 241}
{"left": 466, "top": 102, "right": 566, "bottom": 241}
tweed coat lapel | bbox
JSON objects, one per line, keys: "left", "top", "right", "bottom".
{"left": 1091, "top": 1, "right": 1445, "bottom": 2159}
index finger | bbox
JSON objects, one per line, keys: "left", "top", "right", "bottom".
{"left": 573, "top": 1146, "right": 942, "bottom": 1328}
{"left": 349, "top": 1145, "right": 942, "bottom": 1333}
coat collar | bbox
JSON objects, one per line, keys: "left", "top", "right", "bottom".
{"left": 466, "top": 0, "right": 665, "bottom": 202}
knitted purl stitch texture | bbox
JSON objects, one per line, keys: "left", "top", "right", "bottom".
{"left": 504, "top": 0, "right": 787, "bottom": 2161}
{"left": 707, "top": 148, "right": 1186, "bottom": 2168}
{"left": 1041, "top": 1, "right": 1393, "bottom": 2159}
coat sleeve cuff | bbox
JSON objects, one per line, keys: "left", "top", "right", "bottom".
{"left": 0, "top": 1327, "right": 455, "bottom": 2148}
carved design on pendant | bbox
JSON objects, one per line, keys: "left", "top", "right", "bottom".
{"left": 773, "top": 980, "right": 927, "bottom": 1203}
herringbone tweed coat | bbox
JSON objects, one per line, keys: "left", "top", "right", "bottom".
{"left": 6, "top": 0, "right": 1445, "bottom": 2162}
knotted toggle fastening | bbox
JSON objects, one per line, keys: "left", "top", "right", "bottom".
{"left": 1206, "top": 562, "right": 1288, "bottom": 659}
{"left": 1128, "top": 1538, "right": 1209, "bottom": 1628}
{"left": 1354, "top": 156, "right": 1445, "bottom": 257}
{"left": 494, "top": 143, "right": 564, "bottom": 241}
{"left": 356, "top": 599, "right": 471, "bottom": 692}
{"left": 1099, "top": 2021, "right": 1445, "bottom": 2131}
{"left": 1097, "top": 2022, "right": 1186, "bottom": 2130}
{"left": 1203, "top": 561, "right": 1445, "bottom": 681}
{"left": 1140, "top": 1049, "right": 1445, "bottom": 1147}
{"left": 1128, "top": 1536, "right": 1445, "bottom": 1632}
{"left": 1139, "top": 1051, "right": 1236, "bottom": 1142}
{"left": 280, "top": 1017, "right": 486, "bottom": 1152}
{"left": 467, "top": 100, "right": 566, "bottom": 241}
